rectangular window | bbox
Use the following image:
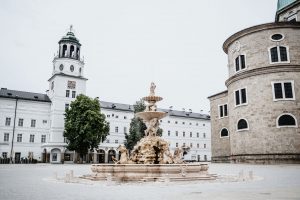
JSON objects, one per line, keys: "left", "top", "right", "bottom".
{"left": 72, "top": 91, "right": 76, "bottom": 98}
{"left": 18, "top": 119, "right": 24, "bottom": 127}
{"left": 4, "top": 133, "right": 9, "bottom": 142}
{"left": 182, "top": 122, "right": 185, "bottom": 125}
{"left": 5, "top": 117, "right": 11, "bottom": 126}
{"left": 183, "top": 143, "right": 186, "bottom": 147}
{"left": 197, "top": 143, "right": 199, "bottom": 148}
{"left": 219, "top": 104, "right": 228, "bottom": 118}
{"left": 280, "top": 47, "right": 288, "bottom": 61}
{"left": 31, "top": 119, "right": 36, "bottom": 127}
{"left": 65, "top": 103, "right": 69, "bottom": 111}
{"left": 168, "top": 130, "right": 170, "bottom": 136}
{"left": 235, "top": 55, "right": 246, "bottom": 72}
{"left": 42, "top": 120, "right": 47, "bottom": 124}
{"left": 241, "top": 88, "right": 247, "bottom": 103}
{"left": 235, "top": 88, "right": 247, "bottom": 106}
{"left": 17, "top": 134, "right": 22, "bottom": 142}
{"left": 190, "top": 143, "right": 193, "bottom": 148}
{"left": 190, "top": 132, "right": 192, "bottom": 137}
{"left": 29, "top": 134, "right": 35, "bottom": 143}
{"left": 183, "top": 132, "right": 185, "bottom": 137}
{"left": 204, "top": 155, "right": 207, "bottom": 161}
{"left": 2, "top": 152, "right": 7, "bottom": 158}
{"left": 176, "top": 143, "right": 178, "bottom": 147}
{"left": 41, "top": 135, "right": 46, "bottom": 143}
{"left": 107, "top": 115, "right": 110, "bottom": 118}
{"left": 203, "top": 133, "right": 206, "bottom": 138}
{"left": 270, "top": 46, "right": 289, "bottom": 63}
{"left": 197, "top": 132, "right": 199, "bottom": 138}
{"left": 272, "top": 81, "right": 294, "bottom": 100}
{"left": 66, "top": 90, "right": 70, "bottom": 97}
{"left": 204, "top": 144, "right": 206, "bottom": 148}
{"left": 124, "top": 127, "right": 127, "bottom": 134}
{"left": 106, "top": 139, "right": 110, "bottom": 143}
{"left": 175, "top": 121, "right": 178, "bottom": 124}
{"left": 115, "top": 140, "right": 118, "bottom": 144}
{"left": 115, "top": 126, "right": 118, "bottom": 133}
{"left": 175, "top": 131, "right": 178, "bottom": 136}
{"left": 124, "top": 116, "right": 127, "bottom": 119}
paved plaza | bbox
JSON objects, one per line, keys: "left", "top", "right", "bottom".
{"left": 0, "top": 163, "right": 300, "bottom": 200}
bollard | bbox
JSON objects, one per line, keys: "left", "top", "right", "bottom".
{"left": 54, "top": 172, "right": 58, "bottom": 180}
{"left": 65, "top": 173, "right": 71, "bottom": 183}
{"left": 238, "top": 170, "right": 245, "bottom": 181}
{"left": 249, "top": 170, "right": 253, "bottom": 180}
{"left": 70, "top": 170, "right": 74, "bottom": 179}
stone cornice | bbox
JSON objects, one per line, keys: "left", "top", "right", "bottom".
{"left": 223, "top": 22, "right": 300, "bottom": 54}
{"left": 207, "top": 90, "right": 228, "bottom": 99}
{"left": 225, "top": 65, "right": 300, "bottom": 87}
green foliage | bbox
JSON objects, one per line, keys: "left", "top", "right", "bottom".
{"left": 124, "top": 99, "right": 163, "bottom": 150}
{"left": 64, "top": 94, "right": 109, "bottom": 158}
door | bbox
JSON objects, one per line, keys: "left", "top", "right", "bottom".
{"left": 15, "top": 152, "right": 21, "bottom": 164}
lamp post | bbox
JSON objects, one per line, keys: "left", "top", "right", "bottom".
{"left": 10, "top": 95, "right": 18, "bottom": 164}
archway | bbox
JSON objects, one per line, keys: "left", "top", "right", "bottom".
{"left": 108, "top": 150, "right": 116, "bottom": 163}
{"left": 50, "top": 148, "right": 61, "bottom": 163}
{"left": 42, "top": 149, "right": 47, "bottom": 163}
{"left": 97, "top": 149, "right": 105, "bottom": 163}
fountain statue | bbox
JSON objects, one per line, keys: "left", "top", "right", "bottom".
{"left": 87, "top": 83, "right": 216, "bottom": 182}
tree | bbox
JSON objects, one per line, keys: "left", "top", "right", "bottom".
{"left": 64, "top": 94, "right": 109, "bottom": 162}
{"left": 124, "top": 100, "right": 163, "bottom": 150}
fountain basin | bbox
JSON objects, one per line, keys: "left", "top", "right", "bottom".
{"left": 89, "top": 163, "right": 216, "bottom": 182}
{"left": 135, "top": 111, "right": 167, "bottom": 121}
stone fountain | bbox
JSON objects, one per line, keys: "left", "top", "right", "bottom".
{"left": 87, "top": 83, "right": 216, "bottom": 182}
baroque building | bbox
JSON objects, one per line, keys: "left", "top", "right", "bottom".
{"left": 0, "top": 27, "right": 211, "bottom": 163}
{"left": 208, "top": 0, "right": 300, "bottom": 163}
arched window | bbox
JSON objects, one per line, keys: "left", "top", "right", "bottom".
{"left": 269, "top": 46, "right": 289, "bottom": 63}
{"left": 277, "top": 114, "right": 297, "bottom": 127}
{"left": 220, "top": 128, "right": 229, "bottom": 137}
{"left": 62, "top": 45, "right": 67, "bottom": 57}
{"left": 76, "top": 48, "right": 80, "bottom": 59}
{"left": 70, "top": 45, "right": 75, "bottom": 58}
{"left": 237, "top": 119, "right": 248, "bottom": 131}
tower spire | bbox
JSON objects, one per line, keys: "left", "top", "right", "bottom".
{"left": 69, "top": 24, "right": 73, "bottom": 32}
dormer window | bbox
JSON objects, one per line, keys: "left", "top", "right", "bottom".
{"left": 235, "top": 55, "right": 246, "bottom": 72}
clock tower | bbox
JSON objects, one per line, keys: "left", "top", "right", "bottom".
{"left": 45, "top": 26, "right": 87, "bottom": 163}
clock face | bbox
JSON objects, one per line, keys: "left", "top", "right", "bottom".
{"left": 70, "top": 65, "right": 74, "bottom": 72}
{"left": 59, "top": 64, "right": 64, "bottom": 71}
{"left": 67, "top": 81, "right": 76, "bottom": 89}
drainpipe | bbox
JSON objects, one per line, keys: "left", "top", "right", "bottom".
{"left": 10, "top": 95, "right": 18, "bottom": 164}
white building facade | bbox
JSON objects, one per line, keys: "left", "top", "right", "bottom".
{"left": 0, "top": 28, "right": 211, "bottom": 164}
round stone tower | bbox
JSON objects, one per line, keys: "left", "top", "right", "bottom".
{"left": 208, "top": 0, "right": 300, "bottom": 163}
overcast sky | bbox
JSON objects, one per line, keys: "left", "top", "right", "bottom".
{"left": 0, "top": 0, "right": 278, "bottom": 113}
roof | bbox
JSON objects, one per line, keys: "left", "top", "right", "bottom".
{"left": 100, "top": 101, "right": 134, "bottom": 112}
{"left": 59, "top": 31, "right": 81, "bottom": 46}
{"left": 0, "top": 88, "right": 210, "bottom": 120}
{"left": 277, "top": 0, "right": 297, "bottom": 11}
{"left": 48, "top": 73, "right": 88, "bottom": 81}
{"left": 223, "top": 22, "right": 300, "bottom": 53}
{"left": 0, "top": 88, "right": 51, "bottom": 102}
{"left": 207, "top": 90, "right": 228, "bottom": 99}
{"left": 100, "top": 101, "right": 210, "bottom": 120}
